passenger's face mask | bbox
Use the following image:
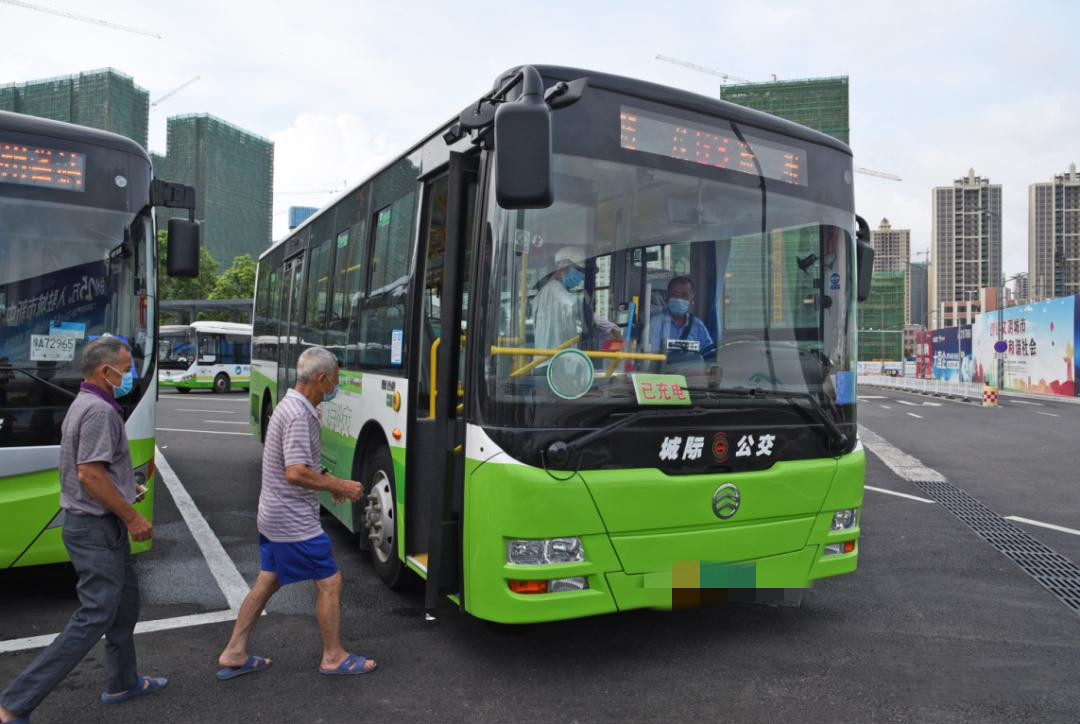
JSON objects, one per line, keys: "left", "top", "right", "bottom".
{"left": 106, "top": 365, "right": 133, "bottom": 398}
{"left": 562, "top": 267, "right": 585, "bottom": 290}
{"left": 667, "top": 297, "right": 691, "bottom": 316}
{"left": 322, "top": 376, "right": 340, "bottom": 402}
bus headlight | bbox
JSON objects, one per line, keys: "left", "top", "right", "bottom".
{"left": 507, "top": 537, "right": 585, "bottom": 565}
{"left": 831, "top": 509, "right": 859, "bottom": 531}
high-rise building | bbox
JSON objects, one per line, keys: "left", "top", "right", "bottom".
{"left": 930, "top": 169, "right": 1002, "bottom": 328}
{"left": 0, "top": 68, "right": 148, "bottom": 148}
{"left": 718, "top": 76, "right": 849, "bottom": 144}
{"left": 908, "top": 260, "right": 929, "bottom": 327}
{"left": 156, "top": 114, "right": 274, "bottom": 263}
{"left": 1028, "top": 164, "right": 1080, "bottom": 301}
{"left": 288, "top": 206, "right": 318, "bottom": 230}
{"left": 870, "top": 218, "right": 918, "bottom": 325}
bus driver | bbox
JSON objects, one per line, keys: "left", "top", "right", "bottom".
{"left": 647, "top": 276, "right": 714, "bottom": 361}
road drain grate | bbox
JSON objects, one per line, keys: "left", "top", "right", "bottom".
{"left": 909, "top": 479, "right": 1080, "bottom": 615}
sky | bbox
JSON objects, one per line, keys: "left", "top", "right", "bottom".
{"left": 2, "top": 0, "right": 1078, "bottom": 276}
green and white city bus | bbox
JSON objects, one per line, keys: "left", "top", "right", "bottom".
{"left": 0, "top": 110, "right": 199, "bottom": 568}
{"left": 250, "top": 66, "right": 874, "bottom": 623}
{"left": 159, "top": 320, "right": 252, "bottom": 394}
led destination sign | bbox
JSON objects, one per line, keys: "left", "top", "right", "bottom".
{"left": 619, "top": 106, "right": 807, "bottom": 186}
{"left": 0, "top": 141, "right": 86, "bottom": 192}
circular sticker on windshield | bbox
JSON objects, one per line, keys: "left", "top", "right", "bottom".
{"left": 546, "top": 349, "right": 594, "bottom": 400}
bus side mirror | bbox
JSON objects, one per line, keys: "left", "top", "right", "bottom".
{"left": 167, "top": 218, "right": 201, "bottom": 278}
{"left": 494, "top": 67, "right": 553, "bottom": 209}
{"left": 855, "top": 215, "right": 874, "bottom": 302}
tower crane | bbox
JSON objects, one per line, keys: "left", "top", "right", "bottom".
{"left": 151, "top": 76, "right": 201, "bottom": 109}
{"left": 655, "top": 53, "right": 901, "bottom": 183}
{"left": 0, "top": 0, "right": 161, "bottom": 38}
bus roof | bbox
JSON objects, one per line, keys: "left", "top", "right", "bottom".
{"left": 260, "top": 64, "right": 853, "bottom": 260}
{"left": 189, "top": 320, "right": 252, "bottom": 335}
{"left": 0, "top": 110, "right": 150, "bottom": 163}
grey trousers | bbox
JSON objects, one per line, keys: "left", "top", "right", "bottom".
{"left": 0, "top": 512, "right": 140, "bottom": 717}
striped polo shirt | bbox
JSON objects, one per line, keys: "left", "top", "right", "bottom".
{"left": 257, "top": 388, "right": 324, "bottom": 542}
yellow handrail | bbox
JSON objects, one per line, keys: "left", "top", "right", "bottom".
{"left": 429, "top": 337, "right": 441, "bottom": 417}
{"left": 507, "top": 335, "right": 580, "bottom": 377}
{"left": 496, "top": 343, "right": 665, "bottom": 379}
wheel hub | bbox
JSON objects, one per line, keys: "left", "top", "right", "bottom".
{"left": 364, "top": 470, "right": 394, "bottom": 563}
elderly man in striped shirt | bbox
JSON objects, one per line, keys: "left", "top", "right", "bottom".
{"left": 215, "top": 346, "right": 377, "bottom": 679}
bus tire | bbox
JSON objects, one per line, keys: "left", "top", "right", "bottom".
{"left": 363, "top": 445, "right": 405, "bottom": 588}
{"left": 176, "top": 386, "right": 191, "bottom": 394}
{"left": 213, "top": 373, "right": 231, "bottom": 394}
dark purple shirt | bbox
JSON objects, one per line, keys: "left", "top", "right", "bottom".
{"left": 79, "top": 381, "right": 123, "bottom": 416}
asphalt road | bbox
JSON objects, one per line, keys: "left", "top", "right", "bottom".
{"left": 2, "top": 386, "right": 1079, "bottom": 722}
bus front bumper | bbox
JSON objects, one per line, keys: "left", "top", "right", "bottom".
{"left": 463, "top": 450, "right": 863, "bottom": 624}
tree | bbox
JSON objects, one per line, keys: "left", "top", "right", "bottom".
{"left": 156, "top": 230, "right": 220, "bottom": 301}
{"left": 210, "top": 254, "right": 257, "bottom": 301}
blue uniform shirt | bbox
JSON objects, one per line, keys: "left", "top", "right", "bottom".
{"left": 648, "top": 311, "right": 714, "bottom": 355}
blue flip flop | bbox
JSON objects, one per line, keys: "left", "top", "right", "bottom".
{"left": 319, "top": 653, "right": 377, "bottom": 676}
{"left": 216, "top": 655, "right": 271, "bottom": 681}
{"left": 100, "top": 675, "right": 168, "bottom": 704}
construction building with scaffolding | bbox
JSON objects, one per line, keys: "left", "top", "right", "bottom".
{"left": 0, "top": 68, "right": 149, "bottom": 148}
{"left": 859, "top": 271, "right": 906, "bottom": 360}
{"left": 719, "top": 76, "right": 850, "bottom": 144}
{"left": 155, "top": 113, "right": 274, "bottom": 263}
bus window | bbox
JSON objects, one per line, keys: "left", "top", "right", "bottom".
{"left": 329, "top": 188, "right": 369, "bottom": 367}
{"left": 198, "top": 333, "right": 221, "bottom": 362}
{"left": 416, "top": 175, "right": 449, "bottom": 415}
{"left": 355, "top": 160, "right": 418, "bottom": 369}
{"left": 303, "top": 237, "right": 332, "bottom": 346}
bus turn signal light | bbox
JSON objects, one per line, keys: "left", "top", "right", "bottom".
{"left": 508, "top": 580, "right": 548, "bottom": 594}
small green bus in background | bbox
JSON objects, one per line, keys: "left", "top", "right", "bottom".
{"left": 249, "top": 65, "right": 874, "bottom": 623}
{"left": 159, "top": 320, "right": 252, "bottom": 394}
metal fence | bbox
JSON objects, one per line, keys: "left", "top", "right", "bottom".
{"left": 858, "top": 375, "right": 984, "bottom": 400}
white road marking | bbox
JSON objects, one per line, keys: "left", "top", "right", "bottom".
{"left": 0, "top": 610, "right": 240, "bottom": 654}
{"left": 897, "top": 400, "right": 920, "bottom": 406}
{"left": 1011, "top": 400, "right": 1043, "bottom": 406}
{"left": 1036, "top": 411, "right": 1060, "bottom": 418}
{"left": 176, "top": 408, "right": 237, "bottom": 413}
{"left": 858, "top": 425, "right": 946, "bottom": 483}
{"left": 922, "top": 401, "right": 942, "bottom": 407}
{"left": 880, "top": 405, "right": 892, "bottom": 410}
{"left": 154, "top": 447, "right": 249, "bottom": 609}
{"left": 865, "top": 485, "right": 935, "bottom": 504}
{"left": 202, "top": 420, "right": 250, "bottom": 425}
{"left": 156, "top": 427, "right": 249, "bottom": 436}
{"left": 1006, "top": 516, "right": 1080, "bottom": 537}
{"left": 1, "top": 450, "right": 252, "bottom": 653}
{"left": 858, "top": 395, "right": 888, "bottom": 400}
{"left": 906, "top": 412, "right": 923, "bottom": 419}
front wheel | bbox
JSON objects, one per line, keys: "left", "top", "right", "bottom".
{"left": 363, "top": 445, "right": 405, "bottom": 588}
{"left": 175, "top": 386, "right": 191, "bottom": 394}
{"left": 213, "top": 373, "right": 231, "bottom": 394}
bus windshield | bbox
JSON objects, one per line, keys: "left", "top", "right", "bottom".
{"left": 480, "top": 152, "right": 855, "bottom": 430}
{"left": 158, "top": 326, "right": 196, "bottom": 369}
{"left": 0, "top": 197, "right": 153, "bottom": 445}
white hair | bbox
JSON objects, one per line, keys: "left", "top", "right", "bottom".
{"left": 296, "top": 346, "right": 339, "bottom": 384}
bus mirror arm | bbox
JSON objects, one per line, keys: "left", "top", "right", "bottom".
{"left": 153, "top": 179, "right": 202, "bottom": 278}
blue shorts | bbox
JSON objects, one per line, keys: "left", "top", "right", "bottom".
{"left": 259, "top": 532, "right": 339, "bottom": 585}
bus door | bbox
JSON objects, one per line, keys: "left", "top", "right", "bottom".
{"left": 277, "top": 253, "right": 305, "bottom": 398}
{"left": 405, "top": 152, "right": 478, "bottom": 616}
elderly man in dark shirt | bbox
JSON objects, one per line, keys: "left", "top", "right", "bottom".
{"left": 0, "top": 336, "right": 165, "bottom": 724}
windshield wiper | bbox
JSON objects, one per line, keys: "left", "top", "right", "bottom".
{"left": 545, "top": 407, "right": 720, "bottom": 466}
{"left": 0, "top": 366, "right": 78, "bottom": 400}
{"left": 709, "top": 386, "right": 848, "bottom": 451}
